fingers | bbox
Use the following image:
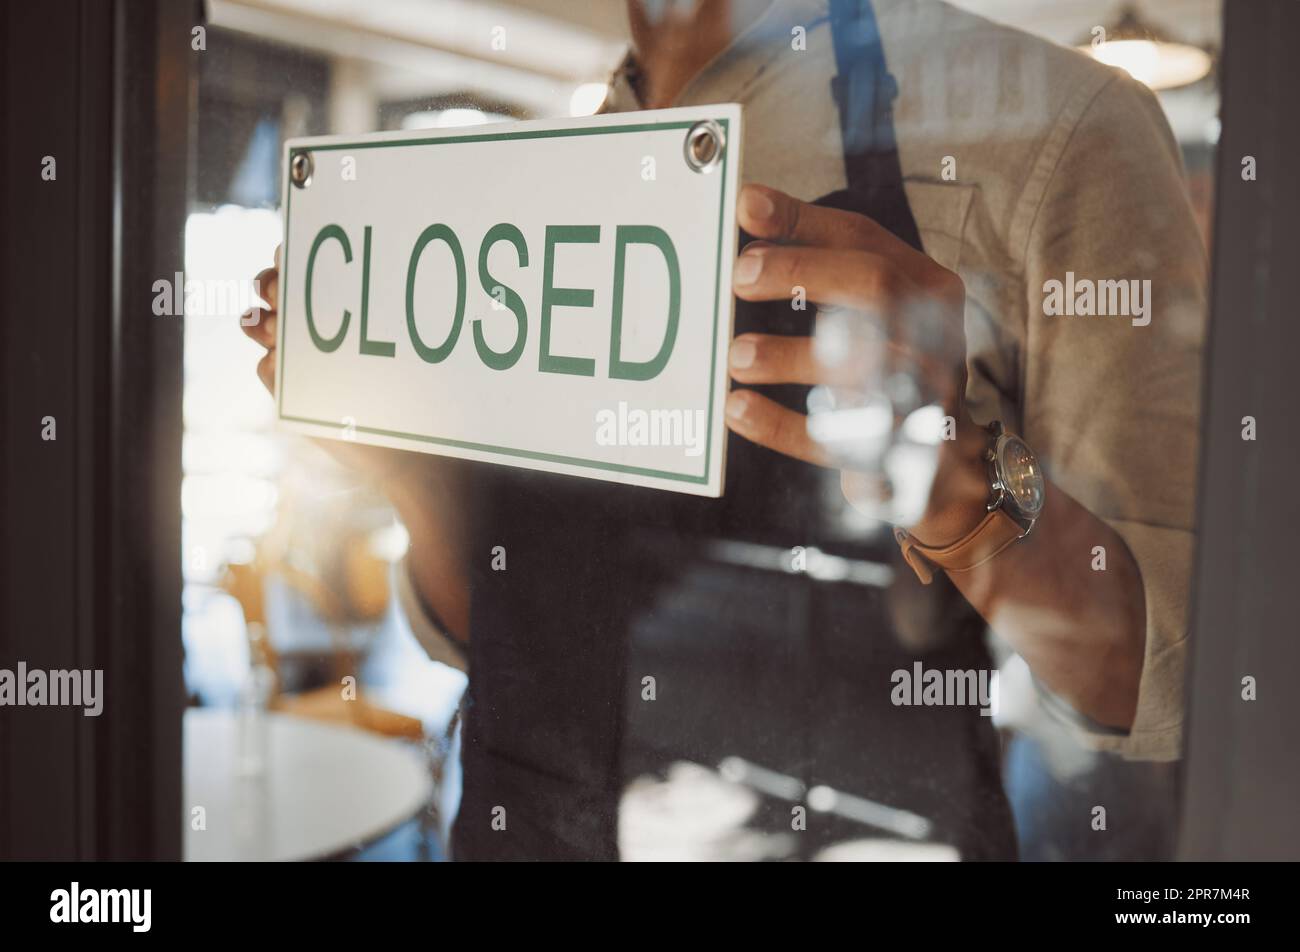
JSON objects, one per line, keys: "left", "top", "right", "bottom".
{"left": 256, "top": 351, "right": 276, "bottom": 394}
{"left": 739, "top": 184, "right": 899, "bottom": 255}
{"left": 728, "top": 332, "right": 862, "bottom": 387}
{"left": 245, "top": 250, "right": 283, "bottom": 398}
{"left": 242, "top": 254, "right": 281, "bottom": 348}
{"left": 733, "top": 244, "right": 916, "bottom": 312}
{"left": 729, "top": 333, "right": 818, "bottom": 385}
{"left": 725, "top": 389, "right": 833, "bottom": 467}
{"left": 241, "top": 307, "right": 277, "bottom": 348}
{"left": 729, "top": 329, "right": 923, "bottom": 390}
{"left": 254, "top": 266, "right": 278, "bottom": 310}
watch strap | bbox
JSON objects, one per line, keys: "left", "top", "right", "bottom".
{"left": 894, "top": 508, "right": 1026, "bottom": 585}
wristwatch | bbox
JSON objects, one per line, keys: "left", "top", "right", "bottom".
{"left": 894, "top": 421, "right": 1045, "bottom": 584}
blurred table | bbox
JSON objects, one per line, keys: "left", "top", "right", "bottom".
{"left": 184, "top": 707, "right": 432, "bottom": 861}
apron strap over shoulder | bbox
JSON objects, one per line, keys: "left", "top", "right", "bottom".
{"left": 827, "top": 0, "right": 924, "bottom": 253}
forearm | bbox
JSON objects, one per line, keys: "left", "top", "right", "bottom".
{"left": 381, "top": 463, "right": 470, "bottom": 645}
{"left": 912, "top": 419, "right": 1146, "bottom": 729}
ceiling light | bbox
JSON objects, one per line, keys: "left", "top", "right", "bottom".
{"left": 1078, "top": 4, "right": 1212, "bottom": 91}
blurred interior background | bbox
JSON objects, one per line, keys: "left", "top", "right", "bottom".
{"left": 180, "top": 0, "right": 1222, "bottom": 861}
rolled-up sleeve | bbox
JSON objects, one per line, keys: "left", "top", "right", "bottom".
{"left": 1017, "top": 72, "right": 1207, "bottom": 761}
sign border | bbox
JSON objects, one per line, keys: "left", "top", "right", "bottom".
{"left": 277, "top": 115, "right": 734, "bottom": 488}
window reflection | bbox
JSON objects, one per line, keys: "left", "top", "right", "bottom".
{"left": 182, "top": 0, "right": 1220, "bottom": 862}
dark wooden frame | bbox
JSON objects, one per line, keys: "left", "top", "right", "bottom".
{"left": 4, "top": 0, "right": 1299, "bottom": 864}
{"left": 1179, "top": 0, "right": 1300, "bottom": 860}
{"left": 1, "top": 0, "right": 194, "bottom": 860}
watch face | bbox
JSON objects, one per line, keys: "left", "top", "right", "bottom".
{"left": 996, "top": 434, "right": 1045, "bottom": 517}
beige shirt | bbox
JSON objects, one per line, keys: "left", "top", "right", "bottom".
{"left": 403, "top": 0, "right": 1205, "bottom": 762}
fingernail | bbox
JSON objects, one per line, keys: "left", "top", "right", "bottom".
{"left": 742, "top": 188, "right": 775, "bottom": 222}
{"left": 730, "top": 338, "right": 756, "bottom": 369}
{"left": 733, "top": 253, "right": 763, "bottom": 286}
{"left": 726, "top": 391, "right": 750, "bottom": 421}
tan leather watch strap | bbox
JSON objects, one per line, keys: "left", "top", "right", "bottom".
{"left": 894, "top": 509, "right": 1026, "bottom": 585}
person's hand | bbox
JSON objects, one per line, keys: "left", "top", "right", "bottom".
{"left": 239, "top": 246, "right": 426, "bottom": 491}
{"left": 725, "top": 184, "right": 988, "bottom": 542}
{"left": 242, "top": 245, "right": 284, "bottom": 394}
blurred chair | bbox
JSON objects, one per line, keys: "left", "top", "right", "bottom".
{"left": 220, "top": 553, "right": 423, "bottom": 741}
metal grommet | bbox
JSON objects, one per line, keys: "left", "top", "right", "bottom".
{"left": 683, "top": 120, "right": 725, "bottom": 174}
{"left": 290, "top": 151, "right": 313, "bottom": 189}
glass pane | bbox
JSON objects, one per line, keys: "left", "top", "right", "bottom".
{"left": 181, "top": 0, "right": 1221, "bottom": 862}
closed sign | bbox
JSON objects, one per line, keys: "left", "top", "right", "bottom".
{"left": 276, "top": 105, "right": 742, "bottom": 496}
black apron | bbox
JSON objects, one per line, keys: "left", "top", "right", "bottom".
{"left": 451, "top": 0, "right": 1017, "bottom": 861}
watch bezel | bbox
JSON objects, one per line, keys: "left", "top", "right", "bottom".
{"left": 984, "top": 422, "right": 1045, "bottom": 529}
